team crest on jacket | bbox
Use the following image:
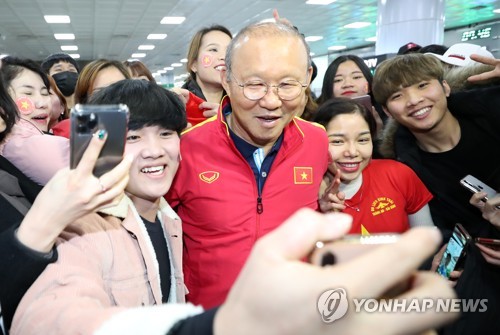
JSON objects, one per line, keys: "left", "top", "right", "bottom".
{"left": 293, "top": 167, "right": 313, "bottom": 184}
{"left": 199, "top": 171, "right": 220, "bottom": 184}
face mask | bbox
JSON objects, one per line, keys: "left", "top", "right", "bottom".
{"left": 52, "top": 71, "right": 79, "bottom": 96}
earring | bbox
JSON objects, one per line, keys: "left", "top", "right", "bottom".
{"left": 178, "top": 152, "right": 182, "bottom": 162}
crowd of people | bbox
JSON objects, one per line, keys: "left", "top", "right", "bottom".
{"left": 0, "top": 14, "right": 499, "bottom": 335}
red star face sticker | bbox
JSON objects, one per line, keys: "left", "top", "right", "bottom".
{"left": 16, "top": 96, "right": 35, "bottom": 115}
{"left": 201, "top": 54, "right": 213, "bottom": 67}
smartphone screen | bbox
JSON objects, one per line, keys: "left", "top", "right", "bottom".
{"left": 437, "top": 224, "right": 471, "bottom": 279}
{"left": 70, "top": 104, "right": 129, "bottom": 177}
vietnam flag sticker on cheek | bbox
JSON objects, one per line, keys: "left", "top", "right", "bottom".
{"left": 16, "top": 96, "right": 35, "bottom": 115}
{"left": 201, "top": 54, "right": 213, "bottom": 68}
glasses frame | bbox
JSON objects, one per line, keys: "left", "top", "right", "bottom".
{"left": 230, "top": 73, "right": 308, "bottom": 101}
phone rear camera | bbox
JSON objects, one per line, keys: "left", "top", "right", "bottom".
{"left": 88, "top": 112, "right": 98, "bottom": 129}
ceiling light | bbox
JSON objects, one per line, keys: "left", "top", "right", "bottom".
{"left": 171, "top": 63, "right": 183, "bottom": 67}
{"left": 153, "top": 73, "right": 160, "bottom": 77}
{"left": 138, "top": 45, "right": 155, "bottom": 50}
{"left": 310, "top": 52, "right": 316, "bottom": 56}
{"left": 344, "top": 22, "right": 371, "bottom": 29}
{"left": 158, "top": 69, "right": 167, "bottom": 74}
{"left": 306, "top": 0, "right": 336, "bottom": 5}
{"left": 131, "top": 53, "right": 146, "bottom": 58}
{"left": 160, "top": 16, "right": 186, "bottom": 24}
{"left": 365, "top": 36, "right": 377, "bottom": 42}
{"left": 68, "top": 53, "right": 80, "bottom": 59}
{"left": 44, "top": 15, "right": 70, "bottom": 23}
{"left": 494, "top": 9, "right": 500, "bottom": 13}
{"left": 164, "top": 67, "right": 174, "bottom": 71}
{"left": 54, "top": 33, "right": 75, "bottom": 40}
{"left": 328, "top": 45, "right": 347, "bottom": 51}
{"left": 305, "top": 36, "right": 323, "bottom": 42}
{"left": 180, "top": 58, "right": 188, "bottom": 63}
{"left": 61, "top": 45, "right": 78, "bottom": 51}
{"left": 147, "top": 34, "right": 167, "bottom": 40}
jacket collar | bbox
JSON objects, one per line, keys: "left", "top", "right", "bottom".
{"left": 99, "top": 195, "right": 179, "bottom": 221}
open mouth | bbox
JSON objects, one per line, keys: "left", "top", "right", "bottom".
{"left": 31, "top": 114, "right": 48, "bottom": 122}
{"left": 337, "top": 162, "right": 361, "bottom": 172}
{"left": 140, "top": 165, "right": 166, "bottom": 176}
{"left": 257, "top": 115, "right": 281, "bottom": 123}
{"left": 214, "top": 65, "right": 226, "bottom": 71}
{"left": 410, "top": 107, "right": 431, "bottom": 118}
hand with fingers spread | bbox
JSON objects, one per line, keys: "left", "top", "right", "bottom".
{"left": 467, "top": 54, "right": 500, "bottom": 82}
{"left": 319, "top": 169, "right": 346, "bottom": 213}
{"left": 214, "top": 208, "right": 458, "bottom": 335}
{"left": 16, "top": 131, "right": 132, "bottom": 253}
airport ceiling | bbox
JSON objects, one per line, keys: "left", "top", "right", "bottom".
{"left": 0, "top": 0, "right": 499, "bottom": 78}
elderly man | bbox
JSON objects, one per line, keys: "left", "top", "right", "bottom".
{"left": 167, "top": 21, "right": 329, "bottom": 308}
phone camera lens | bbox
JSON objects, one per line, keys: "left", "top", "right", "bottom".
{"left": 88, "top": 112, "right": 98, "bottom": 129}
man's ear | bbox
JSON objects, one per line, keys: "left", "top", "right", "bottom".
{"left": 382, "top": 105, "right": 393, "bottom": 119}
{"left": 442, "top": 80, "right": 451, "bottom": 97}
{"left": 221, "top": 70, "right": 230, "bottom": 94}
{"left": 306, "top": 65, "right": 313, "bottom": 85}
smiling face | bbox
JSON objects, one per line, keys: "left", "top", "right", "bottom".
{"left": 384, "top": 79, "right": 450, "bottom": 133}
{"left": 333, "top": 60, "right": 369, "bottom": 98}
{"left": 192, "top": 30, "right": 231, "bottom": 88}
{"left": 125, "top": 125, "right": 180, "bottom": 209}
{"left": 222, "top": 33, "right": 311, "bottom": 152}
{"left": 9, "top": 68, "right": 50, "bottom": 132}
{"left": 326, "top": 112, "right": 373, "bottom": 184}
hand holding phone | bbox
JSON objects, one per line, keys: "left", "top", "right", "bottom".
{"left": 436, "top": 224, "right": 471, "bottom": 279}
{"left": 475, "top": 237, "right": 500, "bottom": 251}
{"left": 460, "top": 175, "right": 498, "bottom": 202}
{"left": 70, "top": 104, "right": 129, "bottom": 177}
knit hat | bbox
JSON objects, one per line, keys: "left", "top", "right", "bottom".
{"left": 41, "top": 53, "right": 80, "bottom": 73}
{"left": 426, "top": 43, "right": 493, "bottom": 67}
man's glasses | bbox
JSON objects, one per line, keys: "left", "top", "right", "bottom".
{"left": 231, "top": 74, "right": 307, "bottom": 101}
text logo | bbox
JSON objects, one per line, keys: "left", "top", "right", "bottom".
{"left": 371, "top": 197, "right": 396, "bottom": 216}
{"left": 294, "top": 167, "right": 313, "bottom": 184}
{"left": 317, "top": 288, "right": 349, "bottom": 323}
{"left": 199, "top": 171, "right": 220, "bottom": 184}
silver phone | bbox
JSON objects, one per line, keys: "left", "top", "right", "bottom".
{"left": 70, "top": 104, "right": 129, "bottom": 177}
{"left": 459, "top": 175, "right": 498, "bottom": 202}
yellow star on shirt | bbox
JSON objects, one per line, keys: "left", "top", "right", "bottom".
{"left": 301, "top": 172, "right": 308, "bottom": 180}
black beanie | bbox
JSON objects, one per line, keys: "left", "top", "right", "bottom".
{"left": 41, "top": 53, "right": 80, "bottom": 74}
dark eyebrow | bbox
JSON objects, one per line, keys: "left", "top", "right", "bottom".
{"left": 18, "top": 84, "right": 35, "bottom": 90}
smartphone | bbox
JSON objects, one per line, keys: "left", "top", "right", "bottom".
{"left": 70, "top": 104, "right": 129, "bottom": 177}
{"left": 309, "top": 233, "right": 400, "bottom": 266}
{"left": 437, "top": 224, "right": 471, "bottom": 279}
{"left": 350, "top": 94, "right": 373, "bottom": 112}
{"left": 475, "top": 237, "right": 500, "bottom": 251}
{"left": 460, "top": 175, "right": 498, "bottom": 201}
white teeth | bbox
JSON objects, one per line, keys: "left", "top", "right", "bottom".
{"left": 214, "top": 65, "right": 226, "bottom": 71}
{"left": 340, "top": 163, "right": 358, "bottom": 168}
{"left": 141, "top": 166, "right": 164, "bottom": 174}
{"left": 412, "top": 107, "right": 430, "bottom": 117}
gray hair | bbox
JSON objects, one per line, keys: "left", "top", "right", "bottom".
{"left": 225, "top": 21, "right": 312, "bottom": 81}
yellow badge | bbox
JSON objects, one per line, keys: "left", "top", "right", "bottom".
{"left": 293, "top": 167, "right": 313, "bottom": 184}
{"left": 199, "top": 171, "right": 220, "bottom": 184}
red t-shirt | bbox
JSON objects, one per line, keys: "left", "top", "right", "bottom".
{"left": 343, "top": 159, "right": 433, "bottom": 234}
